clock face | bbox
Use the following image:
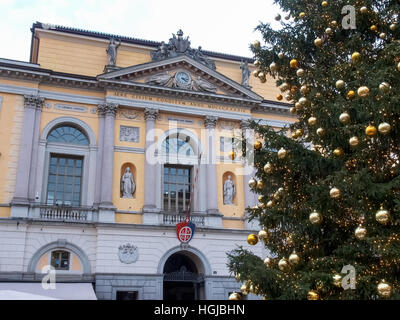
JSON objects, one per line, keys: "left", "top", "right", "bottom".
{"left": 175, "top": 71, "right": 191, "bottom": 86}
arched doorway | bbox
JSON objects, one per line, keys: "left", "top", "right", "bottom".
{"left": 163, "top": 252, "right": 205, "bottom": 300}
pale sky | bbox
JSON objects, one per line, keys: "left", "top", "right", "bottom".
{"left": 0, "top": 0, "right": 281, "bottom": 62}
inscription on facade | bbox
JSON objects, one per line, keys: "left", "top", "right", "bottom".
{"left": 112, "top": 91, "right": 248, "bottom": 113}
{"left": 54, "top": 104, "right": 88, "bottom": 113}
{"left": 120, "top": 126, "right": 140, "bottom": 143}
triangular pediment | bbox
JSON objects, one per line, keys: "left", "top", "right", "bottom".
{"left": 97, "top": 55, "right": 263, "bottom": 101}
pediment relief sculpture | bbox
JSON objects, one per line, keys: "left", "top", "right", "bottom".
{"left": 150, "top": 29, "right": 216, "bottom": 70}
{"left": 145, "top": 70, "right": 217, "bottom": 93}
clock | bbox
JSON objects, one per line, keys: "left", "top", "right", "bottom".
{"left": 174, "top": 71, "right": 191, "bottom": 88}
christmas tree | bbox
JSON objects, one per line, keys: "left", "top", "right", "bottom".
{"left": 228, "top": 0, "right": 400, "bottom": 300}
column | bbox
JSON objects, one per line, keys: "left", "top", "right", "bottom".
{"left": 97, "top": 102, "right": 118, "bottom": 223}
{"left": 204, "top": 116, "right": 222, "bottom": 228}
{"left": 240, "top": 119, "right": 259, "bottom": 230}
{"left": 11, "top": 95, "right": 44, "bottom": 218}
{"left": 142, "top": 108, "right": 159, "bottom": 224}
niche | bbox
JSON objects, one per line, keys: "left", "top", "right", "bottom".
{"left": 222, "top": 171, "right": 237, "bottom": 206}
{"left": 120, "top": 163, "right": 137, "bottom": 199}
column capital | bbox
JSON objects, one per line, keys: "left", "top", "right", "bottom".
{"left": 24, "top": 95, "right": 44, "bottom": 110}
{"left": 204, "top": 116, "right": 218, "bottom": 129}
{"left": 144, "top": 108, "right": 159, "bottom": 121}
{"left": 97, "top": 103, "right": 118, "bottom": 117}
{"left": 240, "top": 119, "right": 252, "bottom": 131}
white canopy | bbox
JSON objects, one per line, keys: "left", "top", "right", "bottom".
{"left": 0, "top": 283, "right": 97, "bottom": 300}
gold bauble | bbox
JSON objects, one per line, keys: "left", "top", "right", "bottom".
{"left": 339, "top": 112, "right": 350, "bottom": 124}
{"left": 278, "top": 258, "right": 290, "bottom": 271}
{"left": 285, "top": 93, "right": 293, "bottom": 101}
{"left": 288, "top": 252, "right": 300, "bottom": 265}
{"left": 290, "top": 59, "right": 299, "bottom": 69}
{"left": 330, "top": 187, "right": 341, "bottom": 199}
{"left": 277, "top": 94, "right": 283, "bottom": 101}
{"left": 258, "top": 229, "right": 270, "bottom": 241}
{"left": 377, "top": 280, "right": 392, "bottom": 298}
{"left": 333, "top": 274, "right": 342, "bottom": 287}
{"left": 349, "top": 136, "right": 359, "bottom": 147}
{"left": 355, "top": 225, "right": 367, "bottom": 240}
{"left": 336, "top": 80, "right": 345, "bottom": 89}
{"left": 279, "top": 82, "right": 290, "bottom": 92}
{"left": 248, "top": 178, "right": 257, "bottom": 188}
{"left": 278, "top": 148, "right": 287, "bottom": 159}
{"left": 352, "top": 52, "right": 361, "bottom": 63}
{"left": 378, "top": 122, "right": 391, "bottom": 135}
{"left": 257, "top": 180, "right": 264, "bottom": 189}
{"left": 397, "top": 62, "right": 400, "bottom": 72}
{"left": 228, "top": 150, "right": 236, "bottom": 160}
{"left": 297, "top": 68, "right": 305, "bottom": 77}
{"left": 258, "top": 71, "right": 265, "bottom": 78}
{"left": 275, "top": 14, "right": 281, "bottom": 21}
{"left": 235, "top": 273, "right": 241, "bottom": 281}
{"left": 258, "top": 195, "right": 263, "bottom": 203}
{"left": 379, "top": 33, "right": 386, "bottom": 39}
{"left": 308, "top": 117, "right": 317, "bottom": 126}
{"left": 379, "top": 82, "right": 391, "bottom": 93}
{"left": 360, "top": 6, "right": 368, "bottom": 13}
{"left": 376, "top": 207, "right": 390, "bottom": 225}
{"left": 333, "top": 148, "right": 344, "bottom": 157}
{"left": 325, "top": 27, "right": 333, "bottom": 35}
{"left": 347, "top": 90, "right": 356, "bottom": 100}
{"left": 330, "top": 20, "right": 338, "bottom": 27}
{"left": 314, "top": 38, "right": 323, "bottom": 47}
{"left": 299, "top": 12, "right": 306, "bottom": 19}
{"left": 309, "top": 210, "right": 323, "bottom": 225}
{"left": 254, "top": 60, "right": 260, "bottom": 67}
{"left": 300, "top": 85, "right": 309, "bottom": 95}
{"left": 296, "top": 129, "right": 304, "bottom": 137}
{"left": 295, "top": 102, "right": 302, "bottom": 110}
{"left": 307, "top": 290, "right": 320, "bottom": 300}
{"left": 252, "top": 70, "right": 259, "bottom": 77}
{"left": 247, "top": 234, "right": 259, "bottom": 245}
{"left": 315, "top": 92, "right": 322, "bottom": 99}
{"left": 370, "top": 25, "right": 378, "bottom": 32}
{"left": 299, "top": 97, "right": 308, "bottom": 106}
{"left": 260, "top": 77, "right": 266, "bottom": 83}
{"left": 229, "top": 292, "right": 242, "bottom": 300}
{"left": 254, "top": 140, "right": 263, "bottom": 150}
{"left": 390, "top": 23, "right": 397, "bottom": 31}
{"left": 240, "top": 284, "right": 249, "bottom": 295}
{"left": 290, "top": 107, "right": 296, "bottom": 114}
{"left": 278, "top": 52, "right": 285, "bottom": 59}
{"left": 253, "top": 40, "right": 261, "bottom": 49}
{"left": 264, "top": 162, "right": 273, "bottom": 174}
{"left": 365, "top": 125, "right": 377, "bottom": 137}
{"left": 316, "top": 128, "right": 325, "bottom": 136}
{"left": 267, "top": 200, "right": 274, "bottom": 208}
{"left": 321, "top": 1, "right": 328, "bottom": 7}
{"left": 264, "top": 257, "right": 273, "bottom": 267}
{"left": 269, "top": 62, "right": 278, "bottom": 72}
{"left": 357, "top": 86, "right": 370, "bottom": 97}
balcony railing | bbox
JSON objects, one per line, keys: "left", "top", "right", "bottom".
{"left": 162, "top": 213, "right": 205, "bottom": 226}
{"left": 39, "top": 205, "right": 92, "bottom": 222}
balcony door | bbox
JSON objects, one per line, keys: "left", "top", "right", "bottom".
{"left": 163, "top": 165, "right": 191, "bottom": 213}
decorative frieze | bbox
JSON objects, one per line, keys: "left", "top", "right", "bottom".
{"left": 24, "top": 95, "right": 44, "bottom": 110}
{"left": 97, "top": 103, "right": 118, "bottom": 117}
{"left": 119, "top": 126, "right": 139, "bottom": 143}
{"left": 118, "top": 109, "right": 142, "bottom": 120}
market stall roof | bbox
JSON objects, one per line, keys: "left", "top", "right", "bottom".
{"left": 0, "top": 283, "right": 97, "bottom": 300}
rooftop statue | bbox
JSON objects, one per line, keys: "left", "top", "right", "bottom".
{"left": 150, "top": 30, "right": 216, "bottom": 70}
{"left": 106, "top": 38, "right": 121, "bottom": 67}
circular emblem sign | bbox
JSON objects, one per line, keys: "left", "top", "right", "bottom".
{"left": 176, "top": 220, "right": 196, "bottom": 243}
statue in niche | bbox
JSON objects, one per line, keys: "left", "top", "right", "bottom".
{"left": 120, "top": 167, "right": 135, "bottom": 198}
{"left": 223, "top": 175, "right": 235, "bottom": 205}
{"left": 145, "top": 72, "right": 173, "bottom": 86}
{"left": 240, "top": 60, "right": 250, "bottom": 88}
{"left": 192, "top": 76, "right": 217, "bottom": 93}
{"left": 106, "top": 38, "right": 121, "bottom": 66}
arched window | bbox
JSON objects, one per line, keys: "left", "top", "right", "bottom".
{"left": 161, "top": 134, "right": 195, "bottom": 156}
{"left": 47, "top": 125, "right": 89, "bottom": 145}
{"left": 50, "top": 250, "right": 70, "bottom": 270}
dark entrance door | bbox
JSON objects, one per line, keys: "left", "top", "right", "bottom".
{"left": 163, "top": 253, "right": 204, "bottom": 300}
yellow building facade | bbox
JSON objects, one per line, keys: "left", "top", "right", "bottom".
{"left": 0, "top": 23, "right": 294, "bottom": 300}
